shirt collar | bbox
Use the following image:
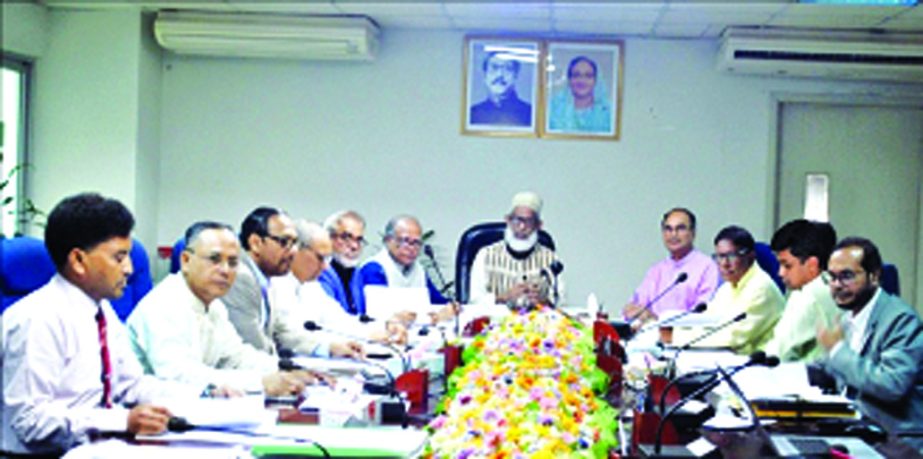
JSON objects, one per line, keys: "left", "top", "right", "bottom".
{"left": 669, "top": 247, "right": 697, "bottom": 267}
{"left": 242, "top": 252, "right": 269, "bottom": 290}
{"left": 731, "top": 263, "right": 759, "bottom": 292}
{"left": 53, "top": 273, "right": 106, "bottom": 315}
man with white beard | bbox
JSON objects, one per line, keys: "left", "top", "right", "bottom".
{"left": 468, "top": 191, "right": 563, "bottom": 306}
{"left": 317, "top": 210, "right": 367, "bottom": 315}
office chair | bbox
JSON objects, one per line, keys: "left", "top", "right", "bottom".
{"left": 169, "top": 237, "right": 186, "bottom": 274}
{"left": 754, "top": 242, "right": 785, "bottom": 294}
{"left": 0, "top": 236, "right": 56, "bottom": 313}
{"left": 880, "top": 263, "right": 900, "bottom": 297}
{"left": 0, "top": 236, "right": 152, "bottom": 321}
{"left": 453, "top": 221, "right": 555, "bottom": 304}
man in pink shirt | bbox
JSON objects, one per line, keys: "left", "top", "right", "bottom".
{"left": 623, "top": 208, "right": 720, "bottom": 328}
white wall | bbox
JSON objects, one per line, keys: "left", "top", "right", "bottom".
{"left": 155, "top": 29, "right": 923, "bottom": 312}
{"left": 2, "top": 3, "right": 49, "bottom": 58}
{"left": 28, "top": 8, "right": 162, "bottom": 249}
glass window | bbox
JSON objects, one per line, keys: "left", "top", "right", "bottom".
{"left": 2, "top": 59, "right": 30, "bottom": 237}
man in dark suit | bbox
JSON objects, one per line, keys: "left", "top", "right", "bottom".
{"left": 817, "top": 237, "right": 923, "bottom": 451}
{"left": 469, "top": 51, "right": 532, "bottom": 127}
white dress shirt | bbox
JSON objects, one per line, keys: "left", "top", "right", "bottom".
{"left": 830, "top": 287, "right": 881, "bottom": 359}
{"left": 270, "top": 273, "right": 373, "bottom": 342}
{"left": 127, "top": 273, "right": 278, "bottom": 392}
{"left": 2, "top": 275, "right": 193, "bottom": 454}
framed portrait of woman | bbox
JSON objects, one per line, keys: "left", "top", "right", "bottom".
{"left": 462, "top": 37, "right": 541, "bottom": 137}
{"left": 541, "top": 40, "right": 623, "bottom": 140}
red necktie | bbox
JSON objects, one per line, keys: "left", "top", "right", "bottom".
{"left": 95, "top": 308, "right": 112, "bottom": 408}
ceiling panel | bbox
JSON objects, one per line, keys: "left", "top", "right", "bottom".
{"left": 332, "top": 2, "right": 444, "bottom": 16}
{"left": 443, "top": 2, "right": 551, "bottom": 20}
{"left": 551, "top": 3, "right": 665, "bottom": 22}
{"left": 451, "top": 17, "right": 554, "bottom": 32}
{"left": 652, "top": 23, "right": 709, "bottom": 38}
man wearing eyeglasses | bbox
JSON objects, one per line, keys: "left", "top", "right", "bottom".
{"left": 128, "top": 221, "right": 315, "bottom": 396}
{"left": 673, "top": 225, "right": 783, "bottom": 355}
{"left": 815, "top": 237, "right": 923, "bottom": 450}
{"left": 762, "top": 219, "right": 840, "bottom": 362}
{"left": 623, "top": 208, "right": 720, "bottom": 328}
{"left": 270, "top": 219, "right": 406, "bottom": 345}
{"left": 318, "top": 210, "right": 367, "bottom": 315}
{"left": 352, "top": 215, "right": 456, "bottom": 323}
{"left": 469, "top": 191, "right": 562, "bottom": 307}
{"left": 223, "top": 207, "right": 359, "bottom": 359}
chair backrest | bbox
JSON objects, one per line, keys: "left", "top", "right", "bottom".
{"left": 880, "top": 263, "right": 900, "bottom": 297}
{"left": 0, "top": 236, "right": 56, "bottom": 313}
{"left": 169, "top": 237, "right": 186, "bottom": 274}
{"left": 0, "top": 236, "right": 152, "bottom": 321}
{"left": 454, "top": 221, "right": 555, "bottom": 304}
{"left": 110, "top": 239, "right": 153, "bottom": 322}
{"left": 754, "top": 242, "right": 785, "bottom": 294}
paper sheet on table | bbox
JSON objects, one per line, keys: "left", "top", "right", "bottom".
{"left": 158, "top": 396, "right": 272, "bottom": 429}
{"left": 672, "top": 349, "right": 749, "bottom": 374}
{"left": 662, "top": 311, "right": 725, "bottom": 328}
{"left": 292, "top": 354, "right": 403, "bottom": 379}
{"left": 364, "top": 286, "right": 434, "bottom": 323}
{"left": 731, "top": 362, "right": 820, "bottom": 399}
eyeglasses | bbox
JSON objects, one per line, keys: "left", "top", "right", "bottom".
{"left": 187, "top": 250, "right": 239, "bottom": 269}
{"left": 264, "top": 234, "right": 297, "bottom": 250}
{"left": 822, "top": 269, "right": 865, "bottom": 286}
{"left": 662, "top": 224, "right": 690, "bottom": 234}
{"left": 508, "top": 215, "right": 538, "bottom": 228}
{"left": 333, "top": 232, "right": 367, "bottom": 246}
{"left": 712, "top": 249, "right": 749, "bottom": 263}
{"left": 391, "top": 236, "right": 423, "bottom": 249}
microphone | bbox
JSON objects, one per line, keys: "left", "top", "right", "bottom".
{"left": 303, "top": 320, "right": 409, "bottom": 372}
{"left": 167, "top": 416, "right": 331, "bottom": 457}
{"left": 541, "top": 260, "right": 564, "bottom": 307}
{"left": 657, "top": 351, "right": 770, "bottom": 414}
{"left": 675, "top": 311, "right": 747, "bottom": 351}
{"left": 627, "top": 272, "right": 688, "bottom": 322}
{"left": 654, "top": 356, "right": 778, "bottom": 454}
{"left": 636, "top": 302, "right": 707, "bottom": 335}
{"left": 423, "top": 244, "right": 454, "bottom": 297}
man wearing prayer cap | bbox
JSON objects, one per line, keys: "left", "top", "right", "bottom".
{"left": 468, "top": 191, "right": 563, "bottom": 306}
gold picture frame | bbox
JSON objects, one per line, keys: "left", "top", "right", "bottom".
{"left": 540, "top": 39, "right": 624, "bottom": 141}
{"left": 462, "top": 36, "right": 541, "bottom": 137}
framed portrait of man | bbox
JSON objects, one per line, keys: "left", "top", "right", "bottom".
{"left": 541, "top": 40, "right": 623, "bottom": 140}
{"left": 462, "top": 37, "right": 540, "bottom": 136}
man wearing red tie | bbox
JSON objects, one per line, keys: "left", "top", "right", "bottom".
{"left": 2, "top": 193, "right": 187, "bottom": 455}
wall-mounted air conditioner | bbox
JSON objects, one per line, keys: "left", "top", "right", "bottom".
{"left": 154, "top": 12, "right": 380, "bottom": 61}
{"left": 717, "top": 27, "right": 923, "bottom": 82}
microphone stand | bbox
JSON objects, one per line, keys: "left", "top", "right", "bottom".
{"left": 627, "top": 272, "right": 688, "bottom": 323}
{"left": 665, "top": 312, "right": 746, "bottom": 378}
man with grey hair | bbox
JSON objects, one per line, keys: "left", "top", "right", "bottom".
{"left": 352, "top": 215, "right": 456, "bottom": 323}
{"left": 318, "top": 210, "right": 367, "bottom": 315}
{"left": 271, "top": 219, "right": 407, "bottom": 345}
{"left": 469, "top": 191, "right": 562, "bottom": 306}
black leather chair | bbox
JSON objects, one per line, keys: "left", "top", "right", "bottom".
{"left": 454, "top": 222, "right": 555, "bottom": 304}
{"left": 880, "top": 263, "right": 900, "bottom": 297}
{"left": 754, "top": 242, "right": 785, "bottom": 294}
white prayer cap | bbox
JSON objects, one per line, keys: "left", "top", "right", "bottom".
{"left": 510, "top": 191, "right": 542, "bottom": 215}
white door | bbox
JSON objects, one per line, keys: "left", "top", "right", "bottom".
{"left": 776, "top": 102, "right": 923, "bottom": 310}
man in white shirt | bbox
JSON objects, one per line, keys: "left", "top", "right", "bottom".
{"left": 128, "top": 221, "right": 314, "bottom": 396}
{"left": 763, "top": 219, "right": 840, "bottom": 362}
{"left": 816, "top": 237, "right": 923, "bottom": 450}
{"left": 271, "top": 219, "right": 406, "bottom": 345}
{"left": 2, "top": 193, "right": 190, "bottom": 455}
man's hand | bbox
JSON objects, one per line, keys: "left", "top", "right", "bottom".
{"left": 330, "top": 340, "right": 364, "bottom": 359}
{"left": 429, "top": 302, "right": 460, "bottom": 324}
{"left": 209, "top": 384, "right": 244, "bottom": 398}
{"left": 817, "top": 324, "right": 844, "bottom": 351}
{"left": 392, "top": 311, "right": 417, "bottom": 327}
{"left": 126, "top": 404, "right": 171, "bottom": 435}
{"left": 262, "top": 371, "right": 306, "bottom": 396}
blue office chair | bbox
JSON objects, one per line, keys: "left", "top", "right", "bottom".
{"left": 110, "top": 239, "right": 153, "bottom": 321}
{"left": 754, "top": 242, "right": 785, "bottom": 294}
{"left": 880, "top": 263, "right": 900, "bottom": 297}
{"left": 0, "top": 236, "right": 152, "bottom": 321}
{"left": 169, "top": 237, "right": 186, "bottom": 274}
{"left": 0, "top": 236, "right": 56, "bottom": 313}
{"left": 454, "top": 222, "right": 555, "bottom": 304}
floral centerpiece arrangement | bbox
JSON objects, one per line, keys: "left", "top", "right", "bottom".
{"left": 427, "top": 306, "right": 618, "bottom": 458}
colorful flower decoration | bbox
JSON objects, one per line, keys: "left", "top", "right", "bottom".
{"left": 427, "top": 306, "right": 618, "bottom": 458}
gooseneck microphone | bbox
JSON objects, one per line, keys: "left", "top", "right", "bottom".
{"left": 637, "top": 302, "right": 708, "bottom": 335}
{"left": 167, "top": 416, "right": 331, "bottom": 458}
{"left": 303, "top": 320, "right": 409, "bottom": 372}
{"left": 654, "top": 355, "right": 780, "bottom": 454}
{"left": 676, "top": 311, "right": 747, "bottom": 351}
{"left": 424, "top": 244, "right": 454, "bottom": 297}
{"left": 628, "top": 272, "right": 688, "bottom": 322}
{"left": 657, "top": 351, "right": 770, "bottom": 414}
